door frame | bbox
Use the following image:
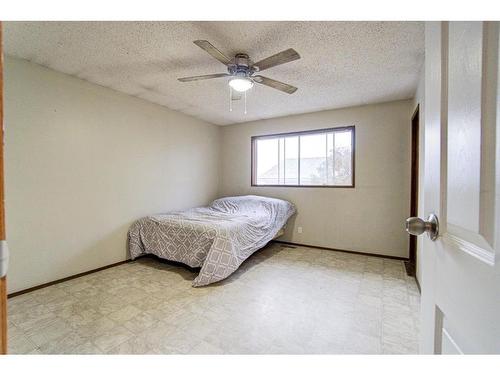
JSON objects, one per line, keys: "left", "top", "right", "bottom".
{"left": 0, "top": 20, "right": 7, "bottom": 355}
{"left": 405, "top": 104, "right": 420, "bottom": 283}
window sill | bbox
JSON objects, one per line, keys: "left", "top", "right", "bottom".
{"left": 251, "top": 184, "right": 355, "bottom": 188}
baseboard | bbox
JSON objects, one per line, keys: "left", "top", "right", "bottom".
{"left": 7, "top": 259, "right": 132, "bottom": 298}
{"left": 272, "top": 240, "right": 409, "bottom": 261}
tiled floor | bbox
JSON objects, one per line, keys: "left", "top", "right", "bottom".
{"left": 7, "top": 243, "right": 420, "bottom": 354}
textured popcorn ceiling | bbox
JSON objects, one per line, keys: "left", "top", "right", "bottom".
{"left": 4, "top": 21, "right": 424, "bottom": 126}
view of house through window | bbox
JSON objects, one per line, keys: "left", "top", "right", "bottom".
{"left": 252, "top": 127, "right": 354, "bottom": 187}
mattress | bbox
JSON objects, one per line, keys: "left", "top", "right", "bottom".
{"left": 128, "top": 195, "right": 295, "bottom": 286}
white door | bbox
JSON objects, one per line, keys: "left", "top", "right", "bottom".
{"left": 415, "top": 21, "right": 500, "bottom": 354}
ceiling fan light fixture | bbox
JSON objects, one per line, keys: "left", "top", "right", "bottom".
{"left": 229, "top": 77, "right": 254, "bottom": 92}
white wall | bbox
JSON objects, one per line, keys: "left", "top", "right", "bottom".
{"left": 412, "top": 66, "right": 425, "bottom": 285}
{"left": 4, "top": 57, "right": 221, "bottom": 293}
{"left": 220, "top": 100, "right": 412, "bottom": 258}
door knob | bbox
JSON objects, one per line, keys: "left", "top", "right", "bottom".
{"left": 405, "top": 213, "right": 439, "bottom": 241}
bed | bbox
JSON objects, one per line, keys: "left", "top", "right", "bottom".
{"left": 128, "top": 195, "right": 296, "bottom": 286}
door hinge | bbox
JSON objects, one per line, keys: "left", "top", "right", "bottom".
{"left": 0, "top": 240, "right": 9, "bottom": 278}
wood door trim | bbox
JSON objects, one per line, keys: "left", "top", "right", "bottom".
{"left": 0, "top": 21, "right": 7, "bottom": 355}
{"left": 405, "top": 104, "right": 419, "bottom": 278}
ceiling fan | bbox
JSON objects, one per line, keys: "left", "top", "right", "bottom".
{"left": 178, "top": 40, "right": 301, "bottom": 97}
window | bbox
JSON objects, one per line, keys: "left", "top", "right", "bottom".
{"left": 251, "top": 126, "right": 355, "bottom": 187}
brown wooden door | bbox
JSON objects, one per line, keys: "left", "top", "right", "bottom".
{"left": 0, "top": 21, "right": 7, "bottom": 355}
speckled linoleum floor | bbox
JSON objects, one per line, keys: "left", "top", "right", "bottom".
{"left": 7, "top": 243, "right": 420, "bottom": 354}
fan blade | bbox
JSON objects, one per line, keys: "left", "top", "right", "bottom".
{"left": 253, "top": 75, "right": 298, "bottom": 94}
{"left": 193, "top": 40, "right": 232, "bottom": 65}
{"left": 178, "top": 73, "right": 229, "bottom": 82}
{"left": 253, "top": 48, "right": 300, "bottom": 72}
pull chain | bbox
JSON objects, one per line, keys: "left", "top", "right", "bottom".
{"left": 228, "top": 86, "right": 250, "bottom": 114}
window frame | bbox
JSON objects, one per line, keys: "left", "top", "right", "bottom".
{"left": 251, "top": 126, "right": 355, "bottom": 188}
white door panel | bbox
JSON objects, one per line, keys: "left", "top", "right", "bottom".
{"left": 447, "top": 22, "right": 483, "bottom": 234}
{"left": 445, "top": 21, "right": 496, "bottom": 265}
{"left": 420, "top": 21, "right": 500, "bottom": 354}
{"left": 441, "top": 329, "right": 463, "bottom": 355}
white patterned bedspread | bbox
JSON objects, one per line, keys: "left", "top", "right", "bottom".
{"left": 128, "top": 195, "right": 296, "bottom": 286}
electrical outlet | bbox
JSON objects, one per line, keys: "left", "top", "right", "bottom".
{"left": 297, "top": 226, "right": 303, "bottom": 234}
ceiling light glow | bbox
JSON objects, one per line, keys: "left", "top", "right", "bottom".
{"left": 229, "top": 77, "right": 254, "bottom": 92}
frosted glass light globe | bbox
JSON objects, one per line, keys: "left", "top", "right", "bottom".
{"left": 229, "top": 77, "right": 254, "bottom": 92}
